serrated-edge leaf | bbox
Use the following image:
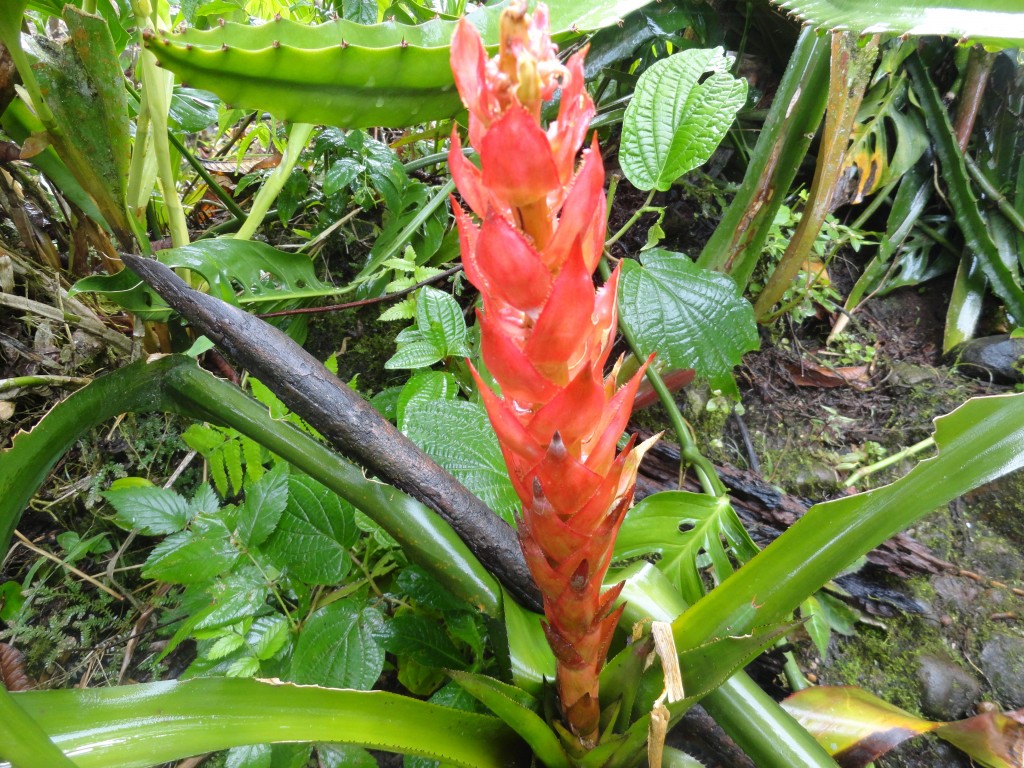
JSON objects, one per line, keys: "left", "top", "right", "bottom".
{"left": 385, "top": 340, "right": 446, "bottom": 370}
{"left": 621, "top": 48, "right": 747, "bottom": 191}
{"left": 265, "top": 475, "right": 357, "bottom": 585}
{"left": 401, "top": 398, "right": 519, "bottom": 523}
{"left": 291, "top": 601, "right": 384, "bottom": 690}
{"left": 618, "top": 250, "right": 758, "bottom": 390}
{"left": 103, "top": 486, "right": 192, "bottom": 535}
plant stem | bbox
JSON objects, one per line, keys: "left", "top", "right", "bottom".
{"left": 842, "top": 437, "right": 935, "bottom": 488}
{"left": 234, "top": 123, "right": 314, "bottom": 241}
{"left": 966, "top": 155, "right": 1024, "bottom": 235}
{"left": 754, "top": 32, "right": 879, "bottom": 320}
{"left": 132, "top": 29, "right": 189, "bottom": 247}
{"left": 354, "top": 178, "right": 456, "bottom": 281}
{"left": 598, "top": 259, "right": 725, "bottom": 497}
{"left": 0, "top": 375, "right": 92, "bottom": 393}
{"left": 167, "top": 131, "right": 247, "bottom": 220}
{"left": 605, "top": 189, "right": 656, "bottom": 247}
{"left": 12, "top": 529, "right": 124, "bottom": 600}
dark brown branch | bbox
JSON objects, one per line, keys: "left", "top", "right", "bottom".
{"left": 121, "top": 253, "right": 541, "bottom": 611}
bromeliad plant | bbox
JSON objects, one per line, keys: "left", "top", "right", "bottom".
{"left": 5, "top": 2, "right": 1024, "bottom": 768}
{"left": 448, "top": 2, "right": 654, "bottom": 746}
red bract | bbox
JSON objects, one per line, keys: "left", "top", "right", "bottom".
{"left": 449, "top": 1, "right": 656, "bottom": 748}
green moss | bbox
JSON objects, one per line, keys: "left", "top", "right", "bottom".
{"left": 304, "top": 303, "right": 405, "bottom": 395}
{"left": 822, "top": 609, "right": 949, "bottom": 716}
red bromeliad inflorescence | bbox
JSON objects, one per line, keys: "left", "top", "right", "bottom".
{"left": 448, "top": 1, "right": 657, "bottom": 747}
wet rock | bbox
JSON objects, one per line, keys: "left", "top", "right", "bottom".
{"left": 888, "top": 361, "right": 946, "bottom": 388}
{"left": 979, "top": 633, "right": 1024, "bottom": 708}
{"left": 929, "top": 574, "right": 982, "bottom": 616}
{"left": 916, "top": 652, "right": 982, "bottom": 720}
{"left": 947, "top": 334, "right": 1024, "bottom": 384}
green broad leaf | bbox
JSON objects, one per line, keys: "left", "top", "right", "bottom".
{"left": 249, "top": 614, "right": 291, "bottom": 660}
{"left": 620, "top": 47, "right": 747, "bottom": 192}
{"left": 398, "top": 656, "right": 448, "bottom": 696}
{"left": 378, "top": 611, "right": 468, "bottom": 670}
{"left": 416, "top": 287, "right": 469, "bottom": 357}
{"left": 143, "top": 520, "right": 241, "bottom": 584}
{"left": 618, "top": 250, "right": 759, "bottom": 393}
{"left": 401, "top": 397, "right": 520, "bottom": 524}
{"left": 614, "top": 491, "right": 759, "bottom": 603}
{"left": 226, "top": 744, "right": 272, "bottom": 768}
{"left": 144, "top": 0, "right": 658, "bottom": 129}
{"left": 10, "top": 677, "right": 529, "bottom": 768}
{"left": 208, "top": 632, "right": 247, "bottom": 660}
{"left": 395, "top": 371, "right": 460, "bottom": 427}
{"left": 291, "top": 600, "right": 385, "bottom": 690}
{"left": 190, "top": 484, "right": 221, "bottom": 516}
{"left": 385, "top": 339, "right": 446, "bottom": 370}
{"left": 103, "top": 485, "right": 192, "bottom": 535}
{"left": 237, "top": 463, "right": 289, "bottom": 548}
{"left": 265, "top": 474, "right": 358, "bottom": 585}
{"left": 69, "top": 237, "right": 337, "bottom": 324}
{"left": 171, "top": 572, "right": 271, "bottom": 663}
{"left": 775, "top": 0, "right": 1024, "bottom": 50}
{"left": 169, "top": 86, "right": 220, "bottom": 133}
{"left": 227, "top": 656, "right": 262, "bottom": 677}
{"left": 448, "top": 671, "right": 571, "bottom": 768}
{"left": 396, "top": 565, "right": 469, "bottom": 615}
{"left": 318, "top": 744, "right": 377, "bottom": 768}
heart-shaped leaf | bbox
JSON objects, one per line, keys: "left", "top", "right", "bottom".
{"left": 620, "top": 47, "right": 747, "bottom": 191}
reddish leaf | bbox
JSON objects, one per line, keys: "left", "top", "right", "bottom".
{"left": 784, "top": 685, "right": 1024, "bottom": 768}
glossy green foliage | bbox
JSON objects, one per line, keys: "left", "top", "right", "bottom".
{"left": 614, "top": 491, "right": 758, "bottom": 602}
{"left": 145, "top": 0, "right": 655, "bottom": 128}
{"left": 400, "top": 385, "right": 521, "bottom": 525}
{"left": 618, "top": 250, "right": 759, "bottom": 393}
{"left": 70, "top": 238, "right": 337, "bottom": 340}
{"left": 619, "top": 47, "right": 747, "bottom": 192}
{"left": 4, "top": 678, "right": 528, "bottom": 768}
{"left": 775, "top": 0, "right": 1024, "bottom": 49}
{"left": 385, "top": 287, "right": 471, "bottom": 369}
{"left": 673, "top": 391, "right": 1024, "bottom": 653}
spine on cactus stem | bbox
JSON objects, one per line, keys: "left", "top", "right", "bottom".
{"left": 448, "top": 0, "right": 657, "bottom": 748}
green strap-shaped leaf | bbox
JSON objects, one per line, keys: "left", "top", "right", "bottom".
{"left": 775, "top": 0, "right": 1024, "bottom": 50}
{"left": 620, "top": 47, "right": 747, "bottom": 191}
{"left": 145, "top": 0, "right": 656, "bottom": 128}
{"left": 448, "top": 670, "right": 572, "bottom": 768}
{"left": 3, "top": 678, "right": 528, "bottom": 768}
{"left": 673, "top": 390, "right": 1024, "bottom": 655}
{"left": 618, "top": 249, "right": 759, "bottom": 392}
{"left": 907, "top": 54, "right": 1024, "bottom": 326}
